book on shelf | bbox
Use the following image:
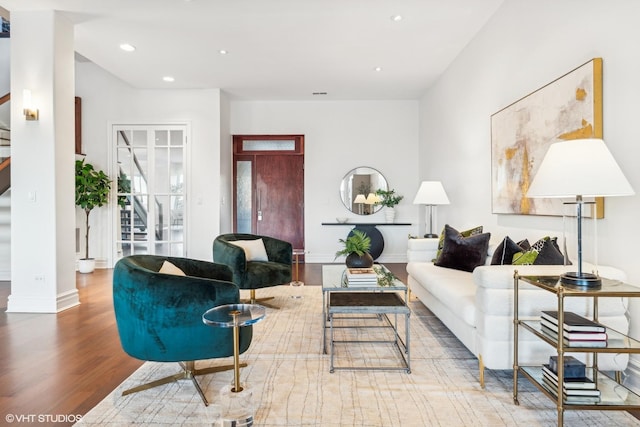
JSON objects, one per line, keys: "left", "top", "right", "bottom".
{"left": 542, "top": 377, "right": 600, "bottom": 396}
{"left": 540, "top": 320, "right": 607, "bottom": 341}
{"left": 347, "top": 267, "right": 377, "bottom": 277}
{"left": 541, "top": 381, "right": 601, "bottom": 404}
{"left": 540, "top": 326, "right": 608, "bottom": 348}
{"left": 345, "top": 268, "right": 378, "bottom": 286}
{"left": 540, "top": 310, "right": 606, "bottom": 333}
{"left": 541, "top": 364, "right": 596, "bottom": 390}
{"left": 346, "top": 268, "right": 377, "bottom": 280}
{"left": 547, "top": 356, "right": 586, "bottom": 379}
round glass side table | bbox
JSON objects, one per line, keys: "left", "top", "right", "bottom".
{"left": 203, "top": 304, "right": 266, "bottom": 427}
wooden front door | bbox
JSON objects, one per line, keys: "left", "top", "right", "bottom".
{"left": 233, "top": 135, "right": 304, "bottom": 252}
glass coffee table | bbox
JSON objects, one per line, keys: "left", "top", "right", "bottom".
{"left": 321, "top": 264, "right": 411, "bottom": 373}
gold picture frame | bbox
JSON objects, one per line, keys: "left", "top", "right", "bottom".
{"left": 491, "top": 58, "right": 604, "bottom": 218}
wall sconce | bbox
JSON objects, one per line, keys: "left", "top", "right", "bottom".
{"left": 23, "top": 89, "right": 39, "bottom": 121}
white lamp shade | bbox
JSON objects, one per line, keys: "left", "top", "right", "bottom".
{"left": 353, "top": 194, "right": 367, "bottom": 203}
{"left": 365, "top": 193, "right": 380, "bottom": 204}
{"left": 413, "top": 181, "right": 450, "bottom": 205}
{"left": 527, "top": 138, "right": 634, "bottom": 198}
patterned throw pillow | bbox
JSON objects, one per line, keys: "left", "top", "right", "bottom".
{"left": 512, "top": 236, "right": 566, "bottom": 265}
{"left": 435, "top": 224, "right": 483, "bottom": 261}
{"left": 491, "top": 236, "right": 527, "bottom": 265}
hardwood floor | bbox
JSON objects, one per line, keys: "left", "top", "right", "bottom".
{"left": 0, "top": 263, "right": 406, "bottom": 426}
{"left": 2, "top": 264, "right": 637, "bottom": 425}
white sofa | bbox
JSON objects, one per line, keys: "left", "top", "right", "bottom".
{"left": 406, "top": 237, "right": 629, "bottom": 386}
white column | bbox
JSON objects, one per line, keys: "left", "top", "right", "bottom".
{"left": 8, "top": 10, "right": 78, "bottom": 312}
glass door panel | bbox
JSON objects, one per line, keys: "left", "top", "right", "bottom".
{"left": 114, "top": 125, "right": 186, "bottom": 261}
{"left": 235, "top": 160, "right": 252, "bottom": 233}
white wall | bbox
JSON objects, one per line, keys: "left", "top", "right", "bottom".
{"left": 419, "top": 0, "right": 640, "bottom": 385}
{"left": 230, "top": 100, "right": 420, "bottom": 263}
{"left": 75, "top": 62, "right": 223, "bottom": 263}
{"left": 219, "top": 91, "right": 232, "bottom": 234}
{"left": 76, "top": 63, "right": 421, "bottom": 266}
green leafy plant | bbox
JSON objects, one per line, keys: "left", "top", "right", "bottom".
{"left": 373, "top": 265, "right": 397, "bottom": 287}
{"left": 375, "top": 188, "right": 404, "bottom": 208}
{"left": 76, "top": 159, "right": 112, "bottom": 260}
{"left": 117, "top": 171, "right": 131, "bottom": 209}
{"left": 335, "top": 229, "right": 372, "bottom": 258}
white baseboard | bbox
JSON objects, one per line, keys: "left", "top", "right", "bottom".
{"left": 75, "top": 258, "right": 109, "bottom": 271}
{"left": 6, "top": 288, "right": 80, "bottom": 313}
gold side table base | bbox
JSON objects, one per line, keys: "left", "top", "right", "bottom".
{"left": 241, "top": 290, "right": 279, "bottom": 309}
{"left": 121, "top": 360, "right": 245, "bottom": 406}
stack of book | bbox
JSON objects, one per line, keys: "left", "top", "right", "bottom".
{"left": 540, "top": 310, "right": 607, "bottom": 347}
{"left": 541, "top": 356, "right": 600, "bottom": 403}
{"left": 345, "top": 267, "right": 378, "bottom": 286}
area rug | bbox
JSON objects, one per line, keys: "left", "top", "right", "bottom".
{"left": 76, "top": 285, "right": 638, "bottom": 426}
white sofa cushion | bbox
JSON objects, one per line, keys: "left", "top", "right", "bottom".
{"left": 407, "top": 261, "right": 476, "bottom": 327}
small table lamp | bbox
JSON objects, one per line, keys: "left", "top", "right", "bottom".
{"left": 527, "top": 138, "right": 634, "bottom": 288}
{"left": 353, "top": 194, "right": 366, "bottom": 215}
{"left": 412, "top": 181, "right": 450, "bottom": 238}
{"left": 364, "top": 192, "right": 380, "bottom": 215}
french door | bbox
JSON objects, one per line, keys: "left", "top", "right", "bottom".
{"left": 233, "top": 135, "right": 304, "bottom": 253}
{"left": 114, "top": 124, "right": 187, "bottom": 261}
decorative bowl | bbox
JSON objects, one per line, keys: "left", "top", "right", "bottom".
{"left": 336, "top": 217, "right": 349, "bottom": 223}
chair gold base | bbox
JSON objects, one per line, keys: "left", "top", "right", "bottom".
{"left": 121, "top": 360, "right": 247, "bottom": 406}
{"left": 241, "top": 289, "right": 279, "bottom": 309}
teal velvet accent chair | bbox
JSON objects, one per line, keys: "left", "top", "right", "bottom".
{"left": 113, "top": 255, "right": 253, "bottom": 405}
{"left": 213, "top": 233, "right": 293, "bottom": 309}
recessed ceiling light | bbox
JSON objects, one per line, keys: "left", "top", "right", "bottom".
{"left": 391, "top": 15, "right": 403, "bottom": 22}
{"left": 163, "top": 76, "right": 175, "bottom": 82}
{"left": 219, "top": 49, "right": 228, "bottom": 55}
{"left": 374, "top": 67, "right": 383, "bottom": 72}
{"left": 119, "top": 43, "right": 136, "bottom": 52}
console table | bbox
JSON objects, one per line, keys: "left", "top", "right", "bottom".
{"left": 321, "top": 222, "right": 411, "bottom": 259}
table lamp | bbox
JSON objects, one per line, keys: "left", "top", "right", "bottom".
{"left": 353, "top": 194, "right": 366, "bottom": 215}
{"left": 527, "top": 138, "right": 634, "bottom": 288}
{"left": 364, "top": 192, "right": 380, "bottom": 215}
{"left": 412, "top": 181, "right": 450, "bottom": 238}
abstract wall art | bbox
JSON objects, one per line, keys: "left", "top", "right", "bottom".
{"left": 491, "top": 58, "right": 603, "bottom": 217}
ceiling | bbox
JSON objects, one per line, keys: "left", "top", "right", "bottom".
{"left": 1, "top": 0, "right": 504, "bottom": 101}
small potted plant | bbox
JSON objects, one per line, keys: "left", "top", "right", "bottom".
{"left": 375, "top": 188, "right": 404, "bottom": 223}
{"left": 76, "top": 158, "right": 112, "bottom": 273}
{"left": 335, "top": 229, "right": 373, "bottom": 268}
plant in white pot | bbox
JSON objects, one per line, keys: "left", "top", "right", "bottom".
{"left": 375, "top": 188, "right": 403, "bottom": 223}
{"left": 75, "top": 159, "right": 112, "bottom": 273}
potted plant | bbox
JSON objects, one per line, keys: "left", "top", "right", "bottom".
{"left": 375, "top": 188, "right": 404, "bottom": 223}
{"left": 75, "top": 159, "right": 112, "bottom": 273}
{"left": 335, "top": 229, "right": 374, "bottom": 268}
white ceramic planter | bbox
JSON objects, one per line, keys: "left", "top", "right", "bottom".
{"left": 384, "top": 207, "right": 396, "bottom": 223}
{"left": 78, "top": 258, "right": 96, "bottom": 274}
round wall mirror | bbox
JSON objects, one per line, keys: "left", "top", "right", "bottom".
{"left": 339, "top": 167, "right": 388, "bottom": 215}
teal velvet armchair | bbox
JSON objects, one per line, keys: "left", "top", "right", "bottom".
{"left": 113, "top": 255, "right": 253, "bottom": 405}
{"left": 213, "top": 233, "right": 292, "bottom": 308}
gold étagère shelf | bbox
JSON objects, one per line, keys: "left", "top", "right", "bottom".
{"left": 513, "top": 274, "right": 640, "bottom": 426}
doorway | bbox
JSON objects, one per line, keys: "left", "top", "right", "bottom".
{"left": 233, "top": 135, "right": 304, "bottom": 255}
{"left": 114, "top": 124, "right": 187, "bottom": 261}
